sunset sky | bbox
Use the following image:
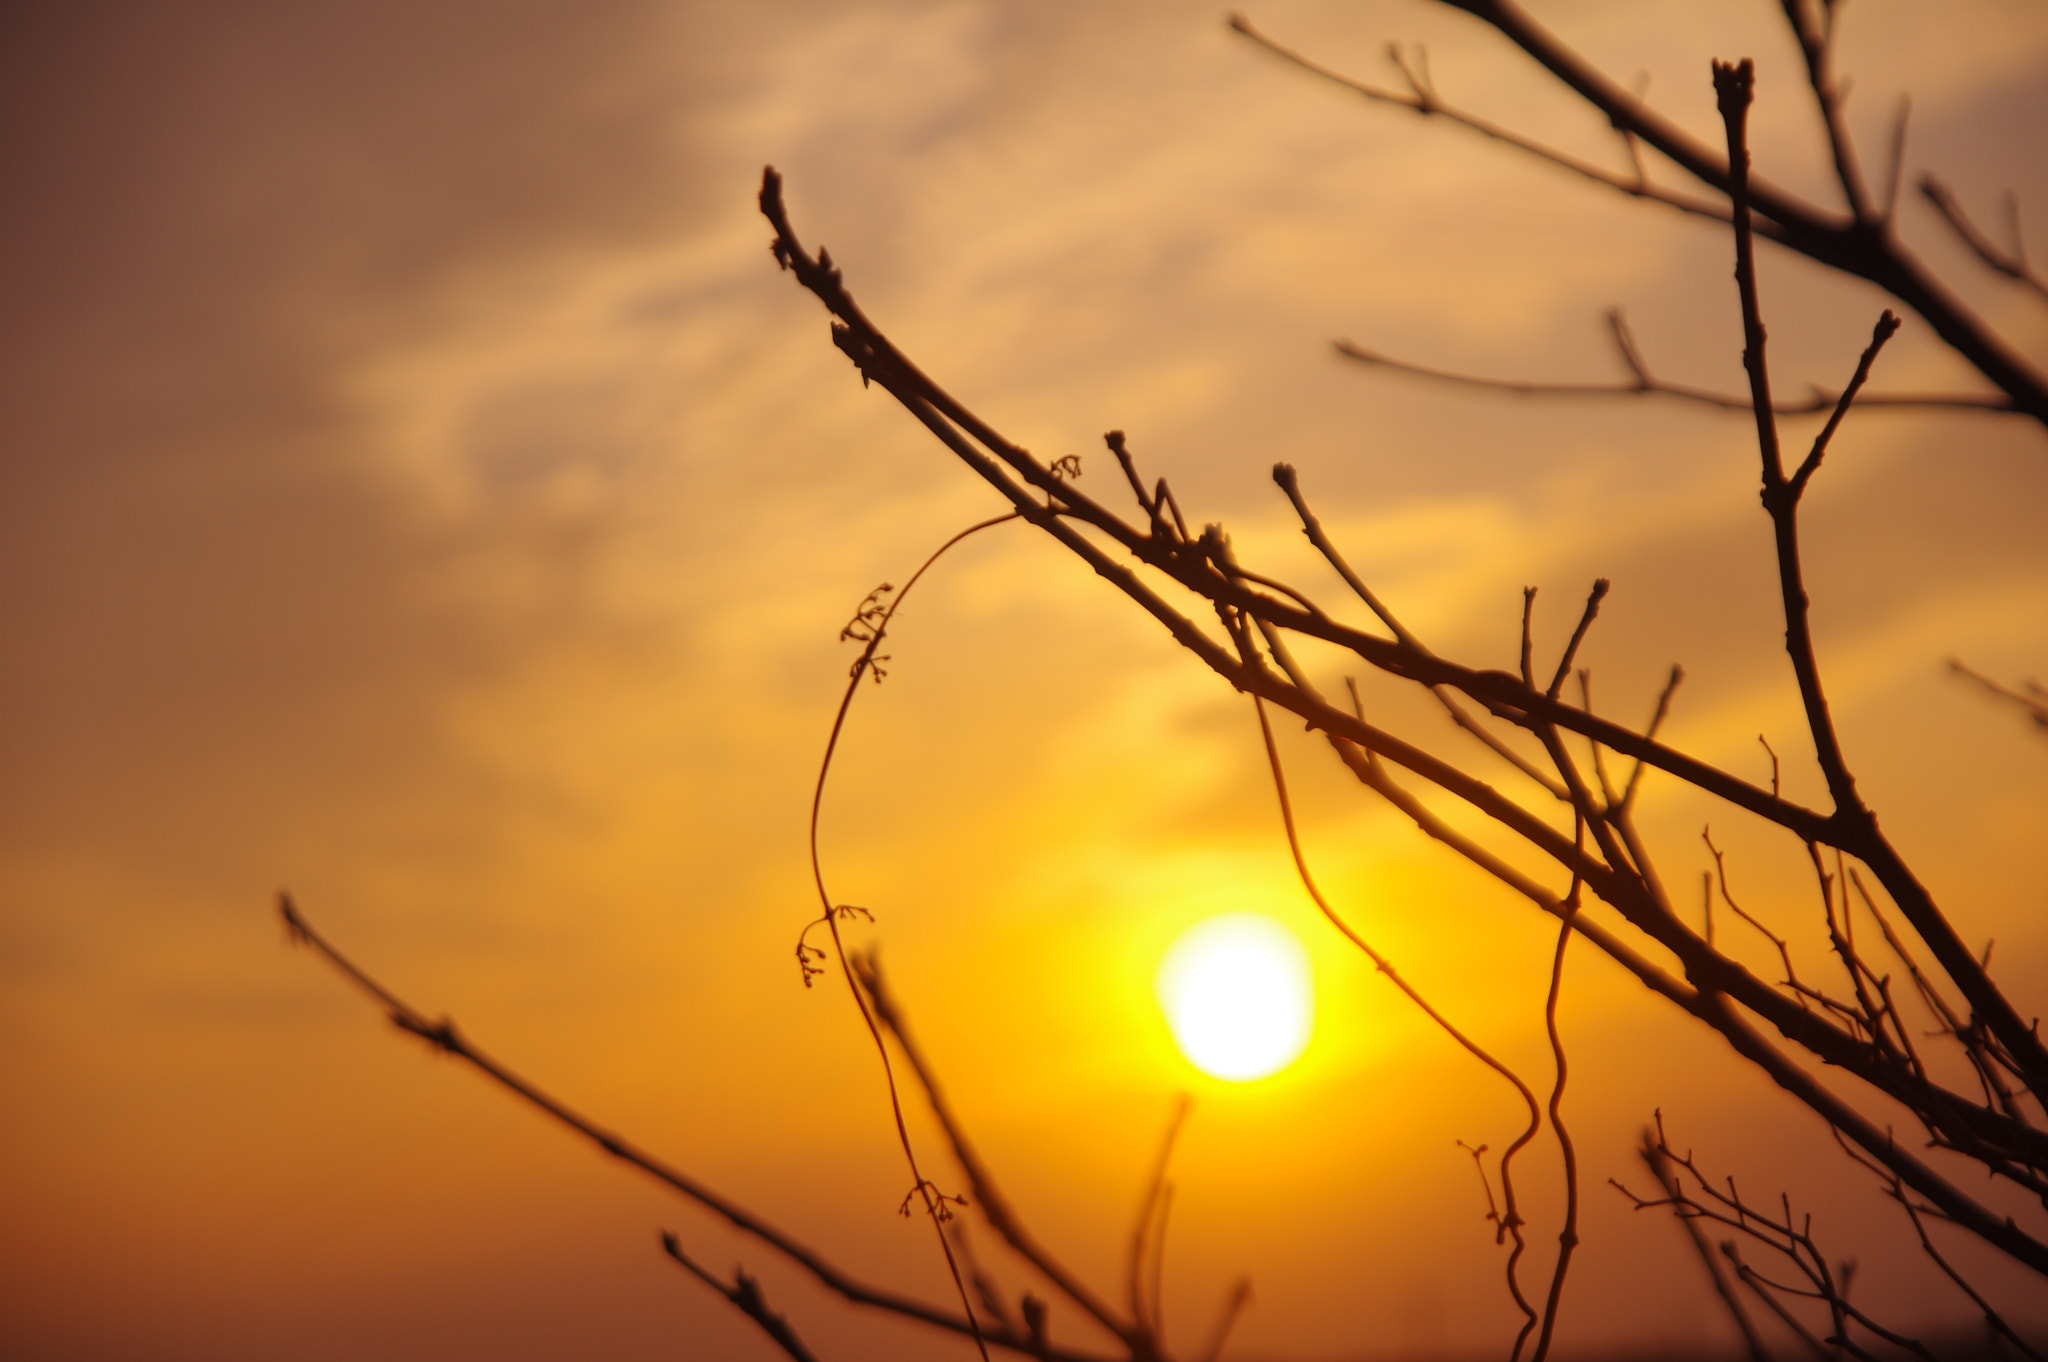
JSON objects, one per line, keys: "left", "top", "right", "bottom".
{"left": 3, "top": 2, "right": 2046, "bottom": 1359}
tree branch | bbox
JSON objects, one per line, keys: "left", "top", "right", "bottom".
{"left": 278, "top": 894, "right": 1120, "bottom": 1362}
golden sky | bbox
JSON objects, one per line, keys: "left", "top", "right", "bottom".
{"left": 3, "top": 2, "right": 2046, "bottom": 1359}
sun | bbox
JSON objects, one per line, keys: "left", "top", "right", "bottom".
{"left": 1156, "top": 912, "right": 1313, "bottom": 1081}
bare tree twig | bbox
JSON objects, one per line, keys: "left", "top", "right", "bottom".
{"left": 1616, "top": 1116, "right": 1940, "bottom": 1362}
{"left": 661, "top": 1233, "right": 821, "bottom": 1362}
{"left": 1247, "top": 692, "right": 1544, "bottom": 1345}
{"left": 278, "top": 894, "right": 1119, "bottom": 1362}
{"left": 1948, "top": 658, "right": 2048, "bottom": 732}
{"left": 1333, "top": 337, "right": 2014, "bottom": 416}
{"left": 1228, "top": 13, "right": 1740, "bottom": 228}
{"left": 762, "top": 154, "right": 2048, "bottom": 1293}
{"left": 1192, "top": 1280, "right": 1251, "bottom": 1362}
{"left": 804, "top": 514, "right": 1036, "bottom": 1362}
{"left": 1638, "top": 1131, "right": 1774, "bottom": 1362}
{"left": 1404, "top": 0, "right": 2048, "bottom": 423}
{"left": 1127, "top": 1097, "right": 1191, "bottom": 1347}
{"left": 853, "top": 951, "right": 1145, "bottom": 1354}
{"left": 1921, "top": 176, "right": 2048, "bottom": 301}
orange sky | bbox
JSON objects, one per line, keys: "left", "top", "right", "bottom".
{"left": 3, "top": 2, "right": 2046, "bottom": 1359}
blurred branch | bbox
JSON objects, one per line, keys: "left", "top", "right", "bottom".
{"left": 1921, "top": 177, "right": 2048, "bottom": 302}
{"left": 1948, "top": 658, "right": 2048, "bottom": 732}
{"left": 279, "top": 893, "right": 1120, "bottom": 1362}
{"left": 1335, "top": 308, "right": 2016, "bottom": 416}
{"left": 852, "top": 951, "right": 1156, "bottom": 1359}
{"left": 1639, "top": 1132, "right": 1774, "bottom": 1362}
{"left": 1613, "top": 1115, "right": 1937, "bottom": 1362}
{"left": 1191, "top": 1279, "right": 1251, "bottom": 1362}
{"left": 1127, "top": 1097, "right": 1190, "bottom": 1345}
{"left": 661, "top": 1233, "right": 820, "bottom": 1362}
{"left": 1230, "top": 4, "right": 2048, "bottom": 426}
{"left": 1228, "top": 14, "right": 1735, "bottom": 227}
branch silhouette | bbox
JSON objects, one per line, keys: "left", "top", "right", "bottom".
{"left": 1234, "top": 5, "right": 2046, "bottom": 426}
{"left": 761, "top": 44, "right": 2048, "bottom": 1331}
{"left": 278, "top": 893, "right": 1126, "bottom": 1362}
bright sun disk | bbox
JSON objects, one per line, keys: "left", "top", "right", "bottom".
{"left": 1156, "top": 912, "right": 1312, "bottom": 1081}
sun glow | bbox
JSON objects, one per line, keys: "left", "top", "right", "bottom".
{"left": 1157, "top": 913, "right": 1313, "bottom": 1081}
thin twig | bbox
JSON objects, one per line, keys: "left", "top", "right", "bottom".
{"left": 1638, "top": 1131, "right": 1774, "bottom": 1362}
{"left": 853, "top": 952, "right": 1142, "bottom": 1352}
{"left": 661, "top": 1234, "right": 821, "bottom": 1362}
{"left": 1619, "top": 665, "right": 1685, "bottom": 811}
{"left": 1333, "top": 338, "right": 2011, "bottom": 415}
{"left": 1228, "top": 13, "right": 1739, "bottom": 227}
{"left": 1921, "top": 177, "right": 2048, "bottom": 301}
{"left": 1547, "top": 579, "right": 1609, "bottom": 700}
{"left": 1249, "top": 693, "right": 1543, "bottom": 1344}
{"left": 1948, "top": 658, "right": 2048, "bottom": 731}
{"left": 806, "top": 514, "right": 1028, "bottom": 1362}
{"left": 1528, "top": 818, "right": 1583, "bottom": 1362}
{"left": 278, "top": 895, "right": 1114, "bottom": 1362}
{"left": 1272, "top": 462, "right": 1423, "bottom": 648}
{"left": 1128, "top": 1097, "right": 1192, "bottom": 1347}
{"left": 1193, "top": 1280, "right": 1252, "bottom": 1362}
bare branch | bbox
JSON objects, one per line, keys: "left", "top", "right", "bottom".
{"left": 1548, "top": 579, "right": 1610, "bottom": 700}
{"left": 761, "top": 167, "right": 2048, "bottom": 1275}
{"left": 1127, "top": 1097, "right": 1190, "bottom": 1347}
{"left": 1948, "top": 658, "right": 2048, "bottom": 732}
{"left": 1413, "top": 0, "right": 2048, "bottom": 422}
{"left": 1192, "top": 1280, "right": 1252, "bottom": 1362}
{"left": 278, "top": 895, "right": 1117, "bottom": 1362}
{"left": 853, "top": 951, "right": 1140, "bottom": 1352}
{"left": 1249, "top": 694, "right": 1542, "bottom": 1341}
{"left": 1637, "top": 1131, "right": 1774, "bottom": 1362}
{"left": 661, "top": 1234, "right": 821, "bottom": 1362}
{"left": 806, "top": 514, "right": 1035, "bottom": 1362}
{"left": 1789, "top": 312, "right": 1901, "bottom": 497}
{"left": 1227, "top": 14, "right": 1738, "bottom": 227}
{"left": 1334, "top": 337, "right": 2014, "bottom": 416}
{"left": 1921, "top": 177, "right": 2048, "bottom": 301}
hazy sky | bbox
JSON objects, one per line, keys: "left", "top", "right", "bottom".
{"left": 3, "top": 2, "right": 2045, "bottom": 1359}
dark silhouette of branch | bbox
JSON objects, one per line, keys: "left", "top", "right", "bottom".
{"left": 278, "top": 893, "right": 1125, "bottom": 1362}
{"left": 1614, "top": 1115, "right": 1939, "bottom": 1362}
{"left": 1435, "top": 0, "right": 2048, "bottom": 424}
{"left": 1530, "top": 879, "right": 1581, "bottom": 1362}
{"left": 1126, "top": 1097, "right": 1189, "bottom": 1346}
{"left": 757, "top": 151, "right": 2048, "bottom": 1294}
{"left": 661, "top": 1233, "right": 820, "bottom": 1362}
{"left": 1921, "top": 177, "right": 2048, "bottom": 302}
{"left": 1639, "top": 1131, "right": 1774, "bottom": 1362}
{"left": 1190, "top": 1278, "right": 1250, "bottom": 1362}
{"left": 1334, "top": 318, "right": 2014, "bottom": 416}
{"left": 1948, "top": 658, "right": 2048, "bottom": 732}
{"left": 1246, "top": 691, "right": 1544, "bottom": 1350}
{"left": 852, "top": 950, "right": 1151, "bottom": 1359}
{"left": 1826, "top": 1129, "right": 2047, "bottom": 1362}
{"left": 804, "top": 512, "right": 1033, "bottom": 1362}
{"left": 1228, "top": 14, "right": 1736, "bottom": 226}
{"left": 1232, "top": 5, "right": 2048, "bottom": 426}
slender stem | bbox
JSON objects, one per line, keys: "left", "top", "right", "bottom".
{"left": 1529, "top": 859, "right": 1581, "bottom": 1362}
{"left": 1250, "top": 694, "right": 1542, "bottom": 1345}
{"left": 1333, "top": 339, "right": 2011, "bottom": 415}
{"left": 854, "top": 953, "right": 1143, "bottom": 1352}
{"left": 661, "top": 1234, "right": 820, "bottom": 1362}
{"left": 277, "top": 895, "right": 1117, "bottom": 1362}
